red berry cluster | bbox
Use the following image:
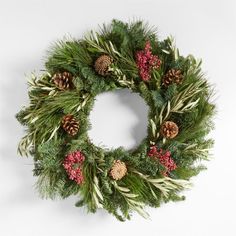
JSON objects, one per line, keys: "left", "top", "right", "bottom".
{"left": 148, "top": 146, "right": 177, "bottom": 176}
{"left": 63, "top": 150, "right": 85, "bottom": 184}
{"left": 136, "top": 41, "right": 161, "bottom": 81}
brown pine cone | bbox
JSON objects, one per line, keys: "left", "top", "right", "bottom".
{"left": 52, "top": 72, "right": 74, "bottom": 90}
{"left": 110, "top": 160, "right": 127, "bottom": 180}
{"left": 94, "top": 55, "right": 113, "bottom": 76}
{"left": 161, "top": 121, "right": 179, "bottom": 139}
{"left": 61, "top": 114, "right": 79, "bottom": 136}
{"left": 162, "top": 69, "right": 183, "bottom": 87}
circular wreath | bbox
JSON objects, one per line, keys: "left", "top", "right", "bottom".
{"left": 17, "top": 19, "right": 215, "bottom": 221}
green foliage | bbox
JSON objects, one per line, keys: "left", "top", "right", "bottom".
{"left": 16, "top": 19, "right": 216, "bottom": 221}
{"left": 45, "top": 39, "right": 93, "bottom": 74}
{"left": 34, "top": 140, "right": 80, "bottom": 199}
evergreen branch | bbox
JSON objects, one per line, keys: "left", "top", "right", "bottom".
{"left": 17, "top": 132, "right": 35, "bottom": 156}
{"left": 133, "top": 171, "right": 191, "bottom": 198}
{"left": 170, "top": 80, "right": 206, "bottom": 113}
{"left": 92, "top": 175, "right": 104, "bottom": 209}
{"left": 85, "top": 31, "right": 121, "bottom": 58}
{"left": 45, "top": 39, "right": 93, "bottom": 72}
{"left": 85, "top": 31, "right": 138, "bottom": 76}
{"left": 185, "top": 54, "right": 203, "bottom": 77}
{"left": 182, "top": 140, "right": 214, "bottom": 160}
{"left": 108, "top": 65, "right": 135, "bottom": 89}
{"left": 112, "top": 181, "right": 149, "bottom": 219}
{"left": 17, "top": 89, "right": 92, "bottom": 154}
{"left": 76, "top": 93, "right": 91, "bottom": 112}
{"left": 27, "top": 72, "right": 57, "bottom": 96}
{"left": 33, "top": 139, "right": 82, "bottom": 199}
{"left": 80, "top": 163, "right": 104, "bottom": 211}
{"left": 162, "top": 36, "right": 180, "bottom": 60}
{"left": 149, "top": 79, "right": 208, "bottom": 142}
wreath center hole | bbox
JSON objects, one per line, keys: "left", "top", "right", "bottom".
{"left": 88, "top": 89, "right": 149, "bottom": 150}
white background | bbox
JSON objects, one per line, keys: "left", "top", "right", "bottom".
{"left": 0, "top": 0, "right": 236, "bottom": 235}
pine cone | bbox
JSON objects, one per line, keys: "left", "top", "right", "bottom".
{"left": 110, "top": 160, "right": 127, "bottom": 180}
{"left": 94, "top": 55, "right": 113, "bottom": 76}
{"left": 61, "top": 114, "right": 79, "bottom": 136}
{"left": 52, "top": 72, "right": 74, "bottom": 90}
{"left": 162, "top": 69, "right": 183, "bottom": 87}
{"left": 161, "top": 121, "right": 179, "bottom": 139}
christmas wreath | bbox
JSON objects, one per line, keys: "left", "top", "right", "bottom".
{"left": 16, "top": 20, "right": 215, "bottom": 221}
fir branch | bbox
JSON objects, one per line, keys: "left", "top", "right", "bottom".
{"left": 34, "top": 139, "right": 81, "bottom": 199}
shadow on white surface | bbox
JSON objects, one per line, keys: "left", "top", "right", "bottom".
{"left": 115, "top": 89, "right": 149, "bottom": 148}
{"left": 88, "top": 89, "right": 149, "bottom": 150}
{"left": 0, "top": 58, "right": 41, "bottom": 206}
